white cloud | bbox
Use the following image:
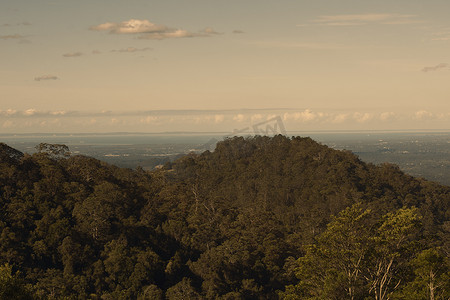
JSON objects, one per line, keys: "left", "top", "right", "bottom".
{"left": 251, "top": 114, "right": 263, "bottom": 122}
{"left": 298, "top": 109, "right": 317, "bottom": 122}
{"left": 138, "top": 29, "right": 204, "bottom": 40}
{"left": 140, "top": 116, "right": 159, "bottom": 124}
{"left": 190, "top": 114, "right": 226, "bottom": 124}
{"left": 284, "top": 109, "right": 320, "bottom": 122}
{"left": 233, "top": 114, "right": 245, "bottom": 122}
{"left": 24, "top": 109, "right": 37, "bottom": 116}
{"left": 7, "top": 109, "right": 18, "bottom": 115}
{"left": 3, "top": 108, "right": 449, "bottom": 132}
{"left": 50, "top": 111, "right": 67, "bottom": 116}
{"left": 35, "top": 75, "right": 59, "bottom": 81}
{"left": 0, "top": 109, "right": 70, "bottom": 118}
{"left": 353, "top": 112, "right": 372, "bottom": 123}
{"left": 90, "top": 19, "right": 218, "bottom": 40}
{"left": 380, "top": 112, "right": 396, "bottom": 121}
{"left": 90, "top": 19, "right": 166, "bottom": 34}
{"left": 284, "top": 110, "right": 378, "bottom": 124}
{"left": 0, "top": 109, "right": 18, "bottom": 116}
{"left": 214, "top": 114, "right": 225, "bottom": 124}
{"left": 266, "top": 114, "right": 279, "bottom": 121}
{"left": 421, "top": 63, "right": 449, "bottom": 72}
{"left": 414, "top": 110, "right": 434, "bottom": 120}
{"left": 331, "top": 113, "right": 349, "bottom": 123}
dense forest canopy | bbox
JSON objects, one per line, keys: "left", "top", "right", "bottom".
{"left": 0, "top": 136, "right": 448, "bottom": 299}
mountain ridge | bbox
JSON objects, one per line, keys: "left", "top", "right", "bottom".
{"left": 0, "top": 135, "right": 448, "bottom": 299}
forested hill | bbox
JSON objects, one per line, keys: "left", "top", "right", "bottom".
{"left": 0, "top": 136, "right": 448, "bottom": 299}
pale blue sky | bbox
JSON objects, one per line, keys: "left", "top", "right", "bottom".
{"left": 1, "top": 0, "right": 450, "bottom": 132}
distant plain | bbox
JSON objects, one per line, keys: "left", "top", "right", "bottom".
{"left": 1, "top": 131, "right": 449, "bottom": 186}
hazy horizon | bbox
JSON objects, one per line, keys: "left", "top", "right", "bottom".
{"left": 1, "top": 0, "right": 449, "bottom": 133}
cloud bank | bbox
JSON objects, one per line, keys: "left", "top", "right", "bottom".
{"left": 1, "top": 108, "right": 448, "bottom": 133}
{"left": 90, "top": 19, "right": 218, "bottom": 40}
{"left": 3, "top": 108, "right": 446, "bottom": 124}
{"left": 0, "top": 109, "right": 68, "bottom": 117}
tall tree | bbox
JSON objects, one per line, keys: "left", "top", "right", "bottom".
{"left": 283, "top": 205, "right": 422, "bottom": 300}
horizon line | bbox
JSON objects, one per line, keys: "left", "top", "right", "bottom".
{"left": 1, "top": 128, "right": 450, "bottom": 136}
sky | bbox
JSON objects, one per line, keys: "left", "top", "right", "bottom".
{"left": 1, "top": 0, "right": 450, "bottom": 133}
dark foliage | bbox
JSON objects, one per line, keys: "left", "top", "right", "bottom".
{"left": 0, "top": 136, "right": 448, "bottom": 299}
